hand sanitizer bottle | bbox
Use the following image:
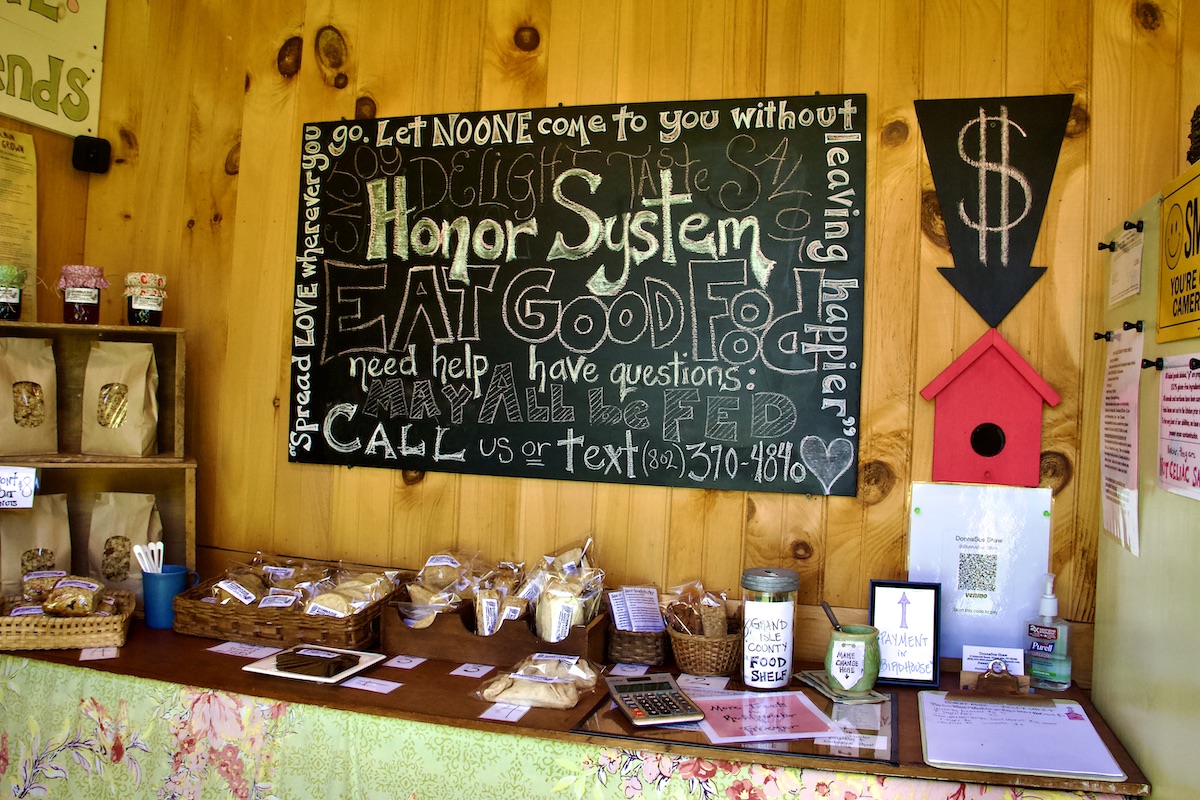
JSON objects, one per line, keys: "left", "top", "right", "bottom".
{"left": 1026, "top": 573, "right": 1071, "bottom": 690}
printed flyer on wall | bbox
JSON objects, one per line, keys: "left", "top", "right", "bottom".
{"left": 1156, "top": 359, "right": 1200, "bottom": 502}
{"left": 907, "top": 483, "right": 1051, "bottom": 658}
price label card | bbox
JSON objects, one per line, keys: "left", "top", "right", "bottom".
{"left": 343, "top": 676, "right": 402, "bottom": 694}
{"left": 384, "top": 654, "right": 427, "bottom": 670}
{"left": 80, "top": 647, "right": 118, "bottom": 661}
{"left": 451, "top": 663, "right": 494, "bottom": 678}
{"left": 479, "top": 702, "right": 530, "bottom": 723}
{"left": 609, "top": 663, "right": 650, "bottom": 677}
{"left": 209, "top": 642, "right": 283, "bottom": 659}
{"left": 676, "top": 674, "right": 730, "bottom": 692}
{"left": 0, "top": 466, "right": 37, "bottom": 509}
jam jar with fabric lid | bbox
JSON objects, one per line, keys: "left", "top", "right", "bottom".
{"left": 740, "top": 566, "right": 799, "bottom": 689}
{"left": 0, "top": 264, "right": 27, "bottom": 321}
{"left": 124, "top": 272, "right": 167, "bottom": 326}
{"left": 57, "top": 265, "right": 109, "bottom": 324}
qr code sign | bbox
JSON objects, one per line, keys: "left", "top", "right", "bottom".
{"left": 957, "top": 552, "right": 998, "bottom": 592}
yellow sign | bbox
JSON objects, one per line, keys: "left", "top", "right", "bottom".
{"left": 1158, "top": 160, "right": 1200, "bottom": 342}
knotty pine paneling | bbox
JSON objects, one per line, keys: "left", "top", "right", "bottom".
{"left": 8, "top": 0, "right": 1194, "bottom": 686}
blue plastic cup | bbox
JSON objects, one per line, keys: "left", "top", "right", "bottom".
{"left": 142, "top": 565, "right": 199, "bottom": 629}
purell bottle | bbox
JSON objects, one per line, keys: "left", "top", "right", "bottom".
{"left": 1025, "top": 573, "right": 1071, "bottom": 690}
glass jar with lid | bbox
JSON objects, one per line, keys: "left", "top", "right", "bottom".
{"left": 740, "top": 566, "right": 799, "bottom": 689}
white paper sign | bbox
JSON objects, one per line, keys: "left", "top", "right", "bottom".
{"left": 384, "top": 654, "right": 426, "bottom": 670}
{"left": 908, "top": 483, "right": 1051, "bottom": 656}
{"left": 1101, "top": 330, "right": 1143, "bottom": 554}
{"left": 1108, "top": 225, "right": 1144, "bottom": 306}
{"left": 1157, "top": 361, "right": 1200, "bottom": 503}
{"left": 79, "top": 647, "right": 118, "bottom": 661}
{"left": 450, "top": 663, "right": 494, "bottom": 678}
{"left": 829, "top": 640, "right": 866, "bottom": 690}
{"left": 0, "top": 466, "right": 38, "bottom": 509}
{"left": 208, "top": 642, "right": 282, "bottom": 659}
{"left": 343, "top": 676, "right": 402, "bottom": 694}
{"left": 479, "top": 703, "right": 530, "bottom": 723}
{"left": 961, "top": 645, "right": 1025, "bottom": 676}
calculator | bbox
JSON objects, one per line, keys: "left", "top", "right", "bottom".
{"left": 604, "top": 674, "right": 705, "bottom": 726}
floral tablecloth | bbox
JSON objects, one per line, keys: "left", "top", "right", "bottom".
{"left": 0, "top": 654, "right": 1127, "bottom": 800}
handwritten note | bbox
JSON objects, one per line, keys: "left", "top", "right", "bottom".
{"left": 692, "top": 691, "right": 839, "bottom": 744}
{"left": 343, "top": 676, "right": 402, "bottom": 694}
{"left": 209, "top": 642, "right": 282, "bottom": 659}
{"left": 918, "top": 692, "right": 1125, "bottom": 779}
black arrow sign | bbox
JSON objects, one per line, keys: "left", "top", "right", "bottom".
{"left": 916, "top": 94, "right": 1073, "bottom": 327}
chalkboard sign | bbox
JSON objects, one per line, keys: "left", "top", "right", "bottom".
{"left": 288, "top": 95, "right": 866, "bottom": 495}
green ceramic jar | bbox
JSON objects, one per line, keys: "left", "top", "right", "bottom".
{"left": 824, "top": 624, "right": 881, "bottom": 694}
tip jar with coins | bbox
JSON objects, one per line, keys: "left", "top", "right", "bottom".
{"left": 0, "top": 264, "right": 27, "bottom": 320}
{"left": 57, "top": 265, "right": 109, "bottom": 324}
{"left": 124, "top": 272, "right": 167, "bottom": 326}
{"left": 740, "top": 566, "right": 799, "bottom": 689}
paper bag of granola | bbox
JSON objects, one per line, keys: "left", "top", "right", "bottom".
{"left": 87, "top": 492, "right": 162, "bottom": 604}
{"left": 81, "top": 341, "right": 159, "bottom": 457}
{"left": 0, "top": 337, "right": 58, "bottom": 456}
{"left": 0, "top": 493, "right": 71, "bottom": 596}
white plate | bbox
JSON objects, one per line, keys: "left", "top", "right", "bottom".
{"left": 242, "top": 645, "right": 386, "bottom": 684}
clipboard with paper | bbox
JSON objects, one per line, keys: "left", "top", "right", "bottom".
{"left": 918, "top": 691, "right": 1126, "bottom": 780}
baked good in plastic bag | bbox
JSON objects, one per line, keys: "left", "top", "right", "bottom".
{"left": 510, "top": 653, "right": 599, "bottom": 690}
{"left": 22, "top": 570, "right": 67, "bottom": 604}
{"left": 395, "top": 581, "right": 460, "bottom": 629}
{"left": 42, "top": 576, "right": 105, "bottom": 617}
{"left": 662, "top": 580, "right": 731, "bottom": 637}
{"left": 476, "top": 654, "right": 600, "bottom": 709}
{"left": 211, "top": 565, "right": 268, "bottom": 605}
{"left": 534, "top": 567, "right": 605, "bottom": 642}
{"left": 417, "top": 550, "right": 487, "bottom": 598}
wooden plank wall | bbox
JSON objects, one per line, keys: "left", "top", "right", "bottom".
{"left": 7, "top": 0, "right": 1195, "bottom": 679}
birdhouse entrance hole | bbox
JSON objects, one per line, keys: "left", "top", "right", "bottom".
{"left": 970, "top": 422, "right": 1006, "bottom": 458}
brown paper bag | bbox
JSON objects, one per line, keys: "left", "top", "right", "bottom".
{"left": 87, "top": 492, "right": 163, "bottom": 604}
{"left": 0, "top": 337, "right": 58, "bottom": 456}
{"left": 0, "top": 493, "right": 71, "bottom": 596}
{"left": 81, "top": 341, "right": 159, "bottom": 457}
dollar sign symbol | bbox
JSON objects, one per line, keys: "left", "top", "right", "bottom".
{"left": 956, "top": 106, "right": 1032, "bottom": 266}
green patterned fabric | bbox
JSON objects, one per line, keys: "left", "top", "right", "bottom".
{"left": 0, "top": 655, "right": 1126, "bottom": 800}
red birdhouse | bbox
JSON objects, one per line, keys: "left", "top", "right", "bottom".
{"left": 919, "top": 328, "right": 1060, "bottom": 487}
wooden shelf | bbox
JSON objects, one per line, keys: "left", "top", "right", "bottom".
{"left": 0, "top": 322, "right": 194, "bottom": 569}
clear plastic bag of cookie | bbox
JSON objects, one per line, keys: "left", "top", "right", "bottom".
{"left": 211, "top": 563, "right": 267, "bottom": 605}
{"left": 416, "top": 550, "right": 487, "bottom": 599}
{"left": 42, "top": 576, "right": 105, "bottom": 617}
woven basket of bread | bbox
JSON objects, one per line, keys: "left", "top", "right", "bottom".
{"left": 668, "top": 627, "right": 741, "bottom": 676}
{"left": 607, "top": 625, "right": 668, "bottom": 665}
{"left": 0, "top": 590, "right": 135, "bottom": 650}
{"left": 173, "top": 576, "right": 399, "bottom": 650}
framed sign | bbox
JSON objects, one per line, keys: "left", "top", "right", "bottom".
{"left": 288, "top": 94, "right": 866, "bottom": 496}
{"left": 868, "top": 580, "right": 940, "bottom": 687}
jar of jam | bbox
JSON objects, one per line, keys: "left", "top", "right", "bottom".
{"left": 57, "top": 265, "right": 109, "bottom": 325}
{"left": 124, "top": 272, "right": 167, "bottom": 326}
{"left": 0, "top": 264, "right": 26, "bottom": 321}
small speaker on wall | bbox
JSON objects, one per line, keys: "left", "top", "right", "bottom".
{"left": 72, "top": 135, "right": 111, "bottom": 174}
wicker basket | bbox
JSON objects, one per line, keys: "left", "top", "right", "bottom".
{"left": 0, "top": 590, "right": 135, "bottom": 650}
{"left": 172, "top": 578, "right": 396, "bottom": 650}
{"left": 607, "top": 625, "right": 668, "bottom": 665}
{"left": 668, "top": 628, "right": 741, "bottom": 676}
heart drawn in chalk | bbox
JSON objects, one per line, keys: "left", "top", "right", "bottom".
{"left": 799, "top": 435, "right": 855, "bottom": 494}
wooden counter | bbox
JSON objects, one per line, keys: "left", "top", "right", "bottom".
{"left": 4, "top": 621, "right": 1149, "bottom": 798}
